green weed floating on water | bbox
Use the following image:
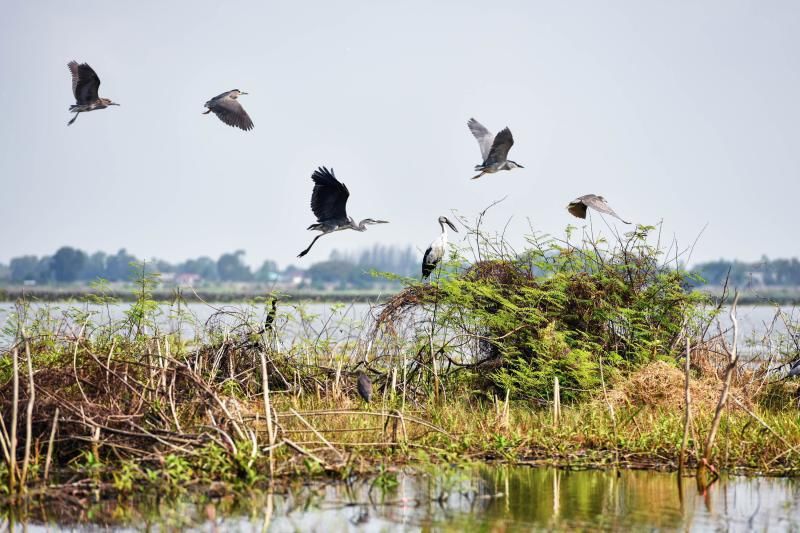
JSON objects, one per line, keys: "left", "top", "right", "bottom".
{"left": 377, "top": 224, "right": 707, "bottom": 402}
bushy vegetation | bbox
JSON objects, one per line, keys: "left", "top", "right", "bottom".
{"left": 378, "top": 223, "right": 707, "bottom": 402}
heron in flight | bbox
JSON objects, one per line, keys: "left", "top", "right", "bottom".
{"left": 468, "top": 118, "right": 523, "bottom": 180}
{"left": 422, "top": 216, "right": 458, "bottom": 279}
{"left": 567, "top": 194, "right": 631, "bottom": 224}
{"left": 356, "top": 372, "right": 372, "bottom": 403}
{"left": 67, "top": 61, "right": 119, "bottom": 126}
{"left": 203, "top": 90, "right": 254, "bottom": 131}
{"left": 298, "top": 167, "right": 389, "bottom": 258}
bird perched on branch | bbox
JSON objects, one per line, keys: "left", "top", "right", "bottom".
{"left": 468, "top": 118, "right": 524, "bottom": 180}
{"left": 356, "top": 372, "right": 372, "bottom": 403}
{"left": 298, "top": 167, "right": 389, "bottom": 258}
{"left": 203, "top": 90, "right": 254, "bottom": 131}
{"left": 567, "top": 194, "right": 631, "bottom": 224}
{"left": 264, "top": 298, "right": 277, "bottom": 332}
{"left": 422, "top": 216, "right": 458, "bottom": 280}
{"left": 67, "top": 61, "right": 119, "bottom": 126}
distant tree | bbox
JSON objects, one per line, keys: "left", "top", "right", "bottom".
{"left": 10, "top": 255, "right": 40, "bottom": 282}
{"left": 178, "top": 256, "right": 219, "bottom": 281}
{"left": 152, "top": 259, "right": 176, "bottom": 274}
{"left": 0, "top": 263, "right": 9, "bottom": 283}
{"left": 308, "top": 260, "right": 363, "bottom": 288}
{"left": 50, "top": 246, "right": 88, "bottom": 282}
{"left": 254, "top": 259, "right": 279, "bottom": 282}
{"left": 104, "top": 249, "right": 139, "bottom": 281}
{"left": 217, "top": 250, "right": 253, "bottom": 281}
{"left": 81, "top": 251, "right": 107, "bottom": 281}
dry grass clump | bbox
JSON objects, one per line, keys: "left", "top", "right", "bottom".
{"left": 606, "top": 359, "right": 752, "bottom": 412}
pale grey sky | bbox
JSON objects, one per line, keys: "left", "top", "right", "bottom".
{"left": 1, "top": 0, "right": 798, "bottom": 269}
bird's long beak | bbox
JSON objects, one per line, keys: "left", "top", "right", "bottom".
{"left": 241, "top": 92, "right": 249, "bottom": 95}
{"left": 446, "top": 220, "right": 458, "bottom": 232}
{"left": 517, "top": 163, "right": 524, "bottom": 168}
{"left": 111, "top": 103, "right": 120, "bottom": 106}
{"left": 377, "top": 220, "right": 389, "bottom": 224}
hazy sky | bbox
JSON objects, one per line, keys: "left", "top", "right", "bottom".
{"left": 2, "top": 0, "right": 798, "bottom": 269}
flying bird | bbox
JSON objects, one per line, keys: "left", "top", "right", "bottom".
{"left": 298, "top": 167, "right": 388, "bottom": 258}
{"left": 468, "top": 118, "right": 524, "bottom": 180}
{"left": 567, "top": 194, "right": 631, "bottom": 224}
{"left": 356, "top": 372, "right": 372, "bottom": 403}
{"left": 422, "top": 216, "right": 458, "bottom": 279}
{"left": 67, "top": 61, "right": 119, "bottom": 126}
{"left": 203, "top": 90, "right": 254, "bottom": 131}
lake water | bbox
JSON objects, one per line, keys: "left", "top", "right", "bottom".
{"left": 11, "top": 466, "right": 800, "bottom": 531}
{"left": 0, "top": 300, "right": 794, "bottom": 348}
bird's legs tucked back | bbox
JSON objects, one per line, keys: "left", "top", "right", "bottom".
{"left": 67, "top": 111, "right": 81, "bottom": 126}
{"left": 471, "top": 171, "right": 486, "bottom": 180}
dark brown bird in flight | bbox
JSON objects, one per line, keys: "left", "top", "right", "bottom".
{"left": 567, "top": 194, "right": 631, "bottom": 224}
{"left": 67, "top": 61, "right": 119, "bottom": 126}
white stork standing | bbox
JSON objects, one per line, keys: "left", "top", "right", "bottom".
{"left": 422, "top": 216, "right": 458, "bottom": 279}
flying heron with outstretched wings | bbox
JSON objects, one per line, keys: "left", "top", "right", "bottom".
{"left": 567, "top": 194, "right": 631, "bottom": 224}
{"left": 203, "top": 90, "right": 254, "bottom": 131}
{"left": 67, "top": 61, "right": 119, "bottom": 126}
{"left": 468, "top": 118, "right": 524, "bottom": 180}
{"left": 297, "top": 167, "right": 388, "bottom": 258}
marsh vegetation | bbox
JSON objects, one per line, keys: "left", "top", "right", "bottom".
{"left": 0, "top": 216, "right": 798, "bottom": 527}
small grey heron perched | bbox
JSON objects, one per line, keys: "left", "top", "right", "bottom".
{"left": 67, "top": 61, "right": 119, "bottom": 126}
{"left": 203, "top": 90, "right": 254, "bottom": 131}
{"left": 356, "top": 372, "right": 372, "bottom": 403}
{"left": 298, "top": 167, "right": 388, "bottom": 258}
{"left": 567, "top": 194, "right": 631, "bottom": 224}
{"left": 422, "top": 216, "right": 458, "bottom": 279}
{"left": 468, "top": 118, "right": 523, "bottom": 180}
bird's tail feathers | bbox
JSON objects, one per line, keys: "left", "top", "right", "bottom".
{"left": 307, "top": 223, "right": 324, "bottom": 231}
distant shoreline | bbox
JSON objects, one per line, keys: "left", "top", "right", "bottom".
{"left": 0, "top": 286, "right": 396, "bottom": 303}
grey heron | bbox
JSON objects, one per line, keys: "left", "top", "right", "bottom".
{"left": 567, "top": 194, "right": 631, "bottom": 224}
{"left": 67, "top": 61, "right": 119, "bottom": 126}
{"left": 356, "top": 372, "right": 372, "bottom": 403}
{"left": 297, "top": 167, "right": 388, "bottom": 258}
{"left": 422, "top": 216, "right": 458, "bottom": 279}
{"left": 468, "top": 118, "right": 523, "bottom": 180}
{"left": 203, "top": 90, "right": 254, "bottom": 131}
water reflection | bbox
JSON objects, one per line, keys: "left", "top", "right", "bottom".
{"left": 10, "top": 466, "right": 799, "bottom": 531}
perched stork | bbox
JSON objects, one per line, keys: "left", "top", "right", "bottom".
{"left": 298, "top": 167, "right": 388, "bottom": 258}
{"left": 356, "top": 372, "right": 372, "bottom": 403}
{"left": 67, "top": 61, "right": 119, "bottom": 126}
{"left": 203, "top": 90, "right": 254, "bottom": 131}
{"left": 422, "top": 216, "right": 458, "bottom": 279}
{"left": 567, "top": 194, "right": 631, "bottom": 224}
{"left": 468, "top": 118, "right": 523, "bottom": 180}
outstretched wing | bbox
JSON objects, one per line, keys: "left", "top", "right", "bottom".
{"left": 310, "top": 167, "right": 350, "bottom": 223}
{"left": 209, "top": 94, "right": 254, "bottom": 131}
{"left": 68, "top": 61, "right": 101, "bottom": 104}
{"left": 484, "top": 127, "right": 514, "bottom": 166}
{"left": 577, "top": 194, "right": 631, "bottom": 224}
{"left": 468, "top": 118, "right": 494, "bottom": 162}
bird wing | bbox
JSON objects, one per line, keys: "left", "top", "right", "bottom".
{"left": 567, "top": 200, "right": 588, "bottom": 219}
{"left": 421, "top": 243, "right": 443, "bottom": 278}
{"left": 580, "top": 195, "right": 631, "bottom": 224}
{"left": 209, "top": 95, "right": 254, "bottom": 131}
{"left": 69, "top": 61, "right": 101, "bottom": 104}
{"left": 468, "top": 118, "right": 494, "bottom": 161}
{"left": 484, "top": 127, "right": 514, "bottom": 166}
{"left": 310, "top": 167, "right": 350, "bottom": 223}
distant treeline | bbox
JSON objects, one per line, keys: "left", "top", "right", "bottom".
{"left": 690, "top": 257, "right": 800, "bottom": 287}
{"left": 0, "top": 244, "right": 420, "bottom": 288}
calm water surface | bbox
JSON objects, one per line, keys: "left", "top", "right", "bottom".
{"left": 11, "top": 466, "right": 800, "bottom": 531}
